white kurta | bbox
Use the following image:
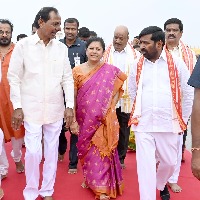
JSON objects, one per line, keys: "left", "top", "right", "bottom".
{"left": 128, "top": 51, "right": 194, "bottom": 133}
{"left": 8, "top": 33, "right": 74, "bottom": 125}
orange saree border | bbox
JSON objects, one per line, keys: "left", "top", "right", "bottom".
{"left": 77, "top": 62, "right": 105, "bottom": 89}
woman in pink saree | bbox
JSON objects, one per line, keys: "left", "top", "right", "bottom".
{"left": 71, "top": 37, "right": 127, "bottom": 199}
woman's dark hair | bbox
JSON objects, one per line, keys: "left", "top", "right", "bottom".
{"left": 86, "top": 37, "right": 105, "bottom": 51}
{"left": 0, "top": 19, "right": 13, "bottom": 33}
{"left": 34, "top": 7, "right": 59, "bottom": 29}
{"left": 139, "top": 26, "right": 165, "bottom": 46}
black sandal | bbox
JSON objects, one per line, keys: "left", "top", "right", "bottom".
{"left": 160, "top": 185, "right": 170, "bottom": 200}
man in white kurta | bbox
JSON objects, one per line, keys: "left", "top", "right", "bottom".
{"left": 104, "top": 25, "right": 140, "bottom": 168}
{"left": 164, "top": 17, "right": 196, "bottom": 193}
{"left": 7, "top": 7, "right": 74, "bottom": 200}
{"left": 128, "top": 26, "right": 193, "bottom": 200}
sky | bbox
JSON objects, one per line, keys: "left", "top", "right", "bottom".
{"left": 1, "top": 0, "right": 200, "bottom": 47}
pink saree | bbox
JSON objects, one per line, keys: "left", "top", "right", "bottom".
{"left": 75, "top": 63, "right": 126, "bottom": 199}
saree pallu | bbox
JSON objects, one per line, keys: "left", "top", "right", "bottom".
{"left": 76, "top": 63, "right": 127, "bottom": 199}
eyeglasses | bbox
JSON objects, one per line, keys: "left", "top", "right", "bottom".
{"left": 0, "top": 30, "right": 11, "bottom": 35}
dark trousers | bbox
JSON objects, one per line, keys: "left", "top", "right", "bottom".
{"left": 182, "top": 129, "right": 187, "bottom": 153}
{"left": 58, "top": 123, "right": 78, "bottom": 169}
{"left": 116, "top": 107, "right": 131, "bottom": 164}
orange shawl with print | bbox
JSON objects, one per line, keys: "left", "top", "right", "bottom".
{"left": 128, "top": 48, "right": 187, "bottom": 131}
{"left": 165, "top": 40, "right": 195, "bottom": 74}
{"left": 179, "top": 40, "right": 194, "bottom": 74}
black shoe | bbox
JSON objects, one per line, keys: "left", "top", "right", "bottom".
{"left": 160, "top": 185, "right": 170, "bottom": 200}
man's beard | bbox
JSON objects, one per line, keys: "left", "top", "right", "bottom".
{"left": 0, "top": 37, "right": 11, "bottom": 46}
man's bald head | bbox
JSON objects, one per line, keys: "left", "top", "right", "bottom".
{"left": 113, "top": 25, "right": 129, "bottom": 52}
{"left": 114, "top": 25, "right": 129, "bottom": 36}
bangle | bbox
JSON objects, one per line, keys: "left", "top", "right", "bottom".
{"left": 191, "top": 147, "right": 200, "bottom": 152}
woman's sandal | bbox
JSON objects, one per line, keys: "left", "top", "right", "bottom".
{"left": 81, "top": 182, "right": 89, "bottom": 189}
{"left": 100, "top": 194, "right": 110, "bottom": 200}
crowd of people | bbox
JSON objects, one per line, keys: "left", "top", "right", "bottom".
{"left": 0, "top": 6, "right": 200, "bottom": 200}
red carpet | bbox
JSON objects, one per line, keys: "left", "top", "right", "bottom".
{"left": 2, "top": 143, "right": 200, "bottom": 200}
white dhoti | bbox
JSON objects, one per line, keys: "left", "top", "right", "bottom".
{"left": 168, "top": 134, "right": 183, "bottom": 183}
{"left": 135, "top": 131, "right": 178, "bottom": 200}
{"left": 23, "top": 120, "right": 62, "bottom": 200}
{"left": 10, "top": 137, "right": 24, "bottom": 162}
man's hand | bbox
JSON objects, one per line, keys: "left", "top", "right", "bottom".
{"left": 64, "top": 107, "right": 74, "bottom": 128}
{"left": 191, "top": 151, "right": 200, "bottom": 180}
{"left": 12, "top": 108, "right": 24, "bottom": 131}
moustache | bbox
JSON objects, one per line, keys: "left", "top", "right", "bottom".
{"left": 0, "top": 37, "right": 9, "bottom": 41}
{"left": 168, "top": 34, "right": 175, "bottom": 38}
{"left": 140, "top": 49, "right": 147, "bottom": 53}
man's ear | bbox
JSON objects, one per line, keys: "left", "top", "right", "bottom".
{"left": 157, "top": 40, "right": 163, "bottom": 50}
{"left": 38, "top": 18, "right": 44, "bottom": 28}
{"left": 180, "top": 31, "right": 183, "bottom": 38}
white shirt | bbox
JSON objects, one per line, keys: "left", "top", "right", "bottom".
{"left": 8, "top": 33, "right": 74, "bottom": 125}
{"left": 113, "top": 49, "right": 127, "bottom": 72}
{"left": 113, "top": 47, "right": 140, "bottom": 72}
{"left": 128, "top": 51, "right": 194, "bottom": 133}
{"left": 112, "top": 47, "right": 140, "bottom": 109}
{"left": 113, "top": 49, "right": 127, "bottom": 108}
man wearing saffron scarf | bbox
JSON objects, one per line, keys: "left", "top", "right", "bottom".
{"left": 164, "top": 18, "right": 196, "bottom": 193}
{"left": 0, "top": 19, "right": 25, "bottom": 179}
{"left": 128, "top": 26, "right": 193, "bottom": 200}
{"left": 104, "top": 25, "right": 140, "bottom": 169}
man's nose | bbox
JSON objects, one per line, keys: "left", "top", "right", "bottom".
{"left": 57, "top": 26, "right": 61, "bottom": 32}
{"left": 140, "top": 43, "right": 145, "bottom": 49}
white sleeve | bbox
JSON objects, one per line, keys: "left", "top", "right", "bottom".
{"left": 7, "top": 43, "right": 24, "bottom": 109}
{"left": 61, "top": 47, "right": 74, "bottom": 109}
{"left": 128, "top": 62, "right": 137, "bottom": 104}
